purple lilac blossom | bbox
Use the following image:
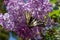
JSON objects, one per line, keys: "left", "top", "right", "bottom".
{"left": 0, "top": 13, "right": 15, "bottom": 31}
{"left": 0, "top": 13, "right": 4, "bottom": 26}
{"left": 27, "top": 1, "right": 52, "bottom": 20}
{"left": 0, "top": 0, "right": 53, "bottom": 39}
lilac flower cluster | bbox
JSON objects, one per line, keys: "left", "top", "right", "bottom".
{"left": 0, "top": 13, "right": 14, "bottom": 31}
{"left": 0, "top": 0, "right": 53, "bottom": 39}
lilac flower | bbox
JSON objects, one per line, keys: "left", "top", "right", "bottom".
{"left": 23, "top": 0, "right": 52, "bottom": 20}
{"left": 0, "top": 0, "right": 53, "bottom": 39}
{"left": 0, "top": 13, "right": 15, "bottom": 31}
{"left": 0, "top": 13, "right": 4, "bottom": 26}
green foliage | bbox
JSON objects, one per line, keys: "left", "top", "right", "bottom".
{"left": 0, "top": 0, "right": 7, "bottom": 13}
{"left": 42, "top": 24, "right": 60, "bottom": 40}
{"left": 49, "top": 10, "right": 60, "bottom": 17}
{"left": 0, "top": 26, "right": 9, "bottom": 40}
{"left": 50, "top": 0, "right": 56, "bottom": 4}
{"left": 43, "top": 27, "right": 57, "bottom": 40}
{"left": 54, "top": 24, "right": 60, "bottom": 40}
{"left": 48, "top": 10, "right": 60, "bottom": 23}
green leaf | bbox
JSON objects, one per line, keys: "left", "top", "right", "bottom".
{"left": 50, "top": 0, "right": 56, "bottom": 4}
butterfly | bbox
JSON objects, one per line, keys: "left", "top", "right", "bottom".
{"left": 24, "top": 11, "right": 45, "bottom": 28}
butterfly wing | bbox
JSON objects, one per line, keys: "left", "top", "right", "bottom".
{"left": 24, "top": 11, "right": 31, "bottom": 25}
